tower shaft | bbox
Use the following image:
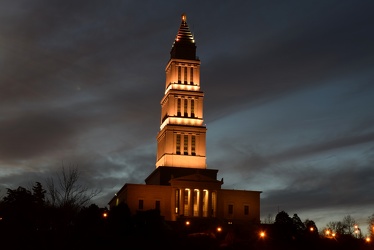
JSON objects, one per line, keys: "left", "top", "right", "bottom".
{"left": 156, "top": 14, "right": 207, "bottom": 169}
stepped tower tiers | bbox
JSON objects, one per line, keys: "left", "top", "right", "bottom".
{"left": 156, "top": 14, "right": 207, "bottom": 169}
{"left": 109, "top": 14, "right": 261, "bottom": 225}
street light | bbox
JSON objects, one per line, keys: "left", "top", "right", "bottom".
{"left": 259, "top": 231, "right": 266, "bottom": 239}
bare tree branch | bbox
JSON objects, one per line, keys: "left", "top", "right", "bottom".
{"left": 45, "top": 162, "right": 101, "bottom": 210}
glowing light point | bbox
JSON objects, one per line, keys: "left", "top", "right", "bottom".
{"left": 260, "top": 231, "right": 266, "bottom": 238}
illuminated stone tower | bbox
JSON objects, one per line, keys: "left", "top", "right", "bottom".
{"left": 109, "top": 14, "right": 261, "bottom": 225}
{"left": 156, "top": 14, "right": 207, "bottom": 169}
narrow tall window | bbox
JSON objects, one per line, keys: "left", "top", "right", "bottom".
{"left": 175, "top": 189, "right": 180, "bottom": 214}
{"left": 211, "top": 192, "right": 216, "bottom": 217}
{"left": 191, "top": 135, "right": 196, "bottom": 156}
{"left": 177, "top": 98, "right": 181, "bottom": 116}
{"left": 244, "top": 205, "right": 249, "bottom": 215}
{"left": 178, "top": 66, "right": 181, "bottom": 83}
{"left": 202, "top": 190, "right": 208, "bottom": 217}
{"left": 191, "top": 99, "right": 195, "bottom": 118}
{"left": 176, "top": 134, "right": 181, "bottom": 154}
{"left": 184, "top": 67, "right": 187, "bottom": 84}
{"left": 190, "top": 67, "right": 193, "bottom": 84}
{"left": 193, "top": 189, "right": 200, "bottom": 216}
{"left": 184, "top": 189, "right": 190, "bottom": 216}
{"left": 184, "top": 135, "right": 188, "bottom": 155}
{"left": 228, "top": 204, "right": 234, "bottom": 215}
{"left": 155, "top": 200, "right": 160, "bottom": 211}
{"left": 184, "top": 99, "right": 188, "bottom": 117}
{"left": 138, "top": 200, "right": 144, "bottom": 210}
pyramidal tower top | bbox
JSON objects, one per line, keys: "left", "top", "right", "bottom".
{"left": 156, "top": 13, "right": 207, "bottom": 169}
{"left": 170, "top": 13, "right": 197, "bottom": 60}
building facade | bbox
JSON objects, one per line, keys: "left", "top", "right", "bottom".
{"left": 108, "top": 14, "right": 261, "bottom": 225}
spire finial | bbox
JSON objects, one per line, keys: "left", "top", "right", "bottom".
{"left": 181, "top": 13, "right": 187, "bottom": 23}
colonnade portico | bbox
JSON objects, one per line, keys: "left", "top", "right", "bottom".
{"left": 173, "top": 187, "right": 217, "bottom": 219}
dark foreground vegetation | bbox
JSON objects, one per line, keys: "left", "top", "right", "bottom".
{"left": 1, "top": 186, "right": 372, "bottom": 250}
{"left": 1, "top": 168, "right": 373, "bottom": 250}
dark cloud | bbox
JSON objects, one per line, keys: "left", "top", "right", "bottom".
{"left": 201, "top": 0, "right": 374, "bottom": 121}
{"left": 0, "top": 111, "right": 77, "bottom": 160}
{"left": 268, "top": 130, "right": 374, "bottom": 164}
{"left": 261, "top": 164, "right": 374, "bottom": 212}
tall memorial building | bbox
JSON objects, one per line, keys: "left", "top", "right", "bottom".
{"left": 109, "top": 14, "right": 261, "bottom": 225}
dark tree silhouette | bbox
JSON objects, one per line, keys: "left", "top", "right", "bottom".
{"left": 3, "top": 186, "right": 33, "bottom": 204}
{"left": 1, "top": 186, "right": 36, "bottom": 229}
{"left": 46, "top": 164, "right": 100, "bottom": 210}
{"left": 0, "top": 184, "right": 50, "bottom": 249}
{"left": 304, "top": 219, "right": 318, "bottom": 235}
{"left": 368, "top": 213, "right": 374, "bottom": 238}
{"left": 32, "top": 181, "right": 46, "bottom": 206}
{"left": 342, "top": 215, "right": 357, "bottom": 236}
{"left": 274, "top": 210, "right": 296, "bottom": 241}
{"left": 323, "top": 215, "right": 358, "bottom": 238}
{"left": 107, "top": 201, "right": 132, "bottom": 235}
{"left": 292, "top": 213, "right": 306, "bottom": 233}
